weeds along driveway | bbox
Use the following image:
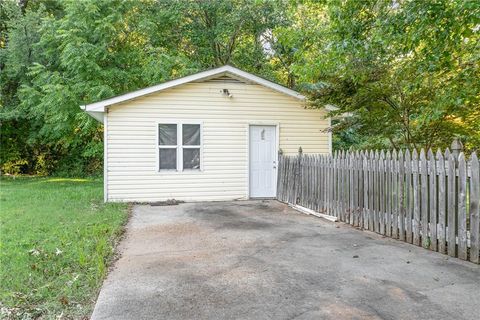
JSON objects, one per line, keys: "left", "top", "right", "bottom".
{"left": 91, "top": 200, "right": 480, "bottom": 320}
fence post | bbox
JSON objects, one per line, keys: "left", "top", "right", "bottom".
{"left": 451, "top": 138, "right": 463, "bottom": 162}
{"left": 450, "top": 138, "right": 463, "bottom": 257}
{"left": 295, "top": 147, "right": 303, "bottom": 204}
{"left": 276, "top": 149, "right": 283, "bottom": 200}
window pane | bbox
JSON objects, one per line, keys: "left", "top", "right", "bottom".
{"left": 183, "top": 148, "right": 200, "bottom": 170}
{"left": 182, "top": 124, "right": 200, "bottom": 146}
{"left": 159, "top": 148, "right": 176, "bottom": 170}
{"left": 159, "top": 124, "right": 177, "bottom": 145}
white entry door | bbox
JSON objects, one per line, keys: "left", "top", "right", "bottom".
{"left": 249, "top": 125, "right": 277, "bottom": 198}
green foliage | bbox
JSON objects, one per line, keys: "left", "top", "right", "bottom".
{"left": 295, "top": 0, "right": 480, "bottom": 151}
{"left": 0, "top": 176, "right": 128, "bottom": 319}
{"left": 0, "top": 0, "right": 290, "bottom": 175}
{"left": 157, "top": 0, "right": 286, "bottom": 68}
{"left": 0, "top": 0, "right": 479, "bottom": 175}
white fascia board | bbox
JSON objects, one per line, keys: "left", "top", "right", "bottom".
{"left": 79, "top": 105, "right": 104, "bottom": 123}
{"left": 82, "top": 65, "right": 305, "bottom": 113}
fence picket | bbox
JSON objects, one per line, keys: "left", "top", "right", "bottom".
{"left": 363, "top": 153, "right": 369, "bottom": 229}
{"left": 290, "top": 156, "right": 296, "bottom": 204}
{"left": 333, "top": 154, "right": 336, "bottom": 215}
{"left": 447, "top": 150, "right": 456, "bottom": 257}
{"left": 343, "top": 151, "right": 352, "bottom": 223}
{"left": 412, "top": 149, "right": 421, "bottom": 246}
{"left": 428, "top": 149, "right": 438, "bottom": 251}
{"left": 278, "top": 154, "right": 282, "bottom": 199}
{"left": 319, "top": 155, "right": 322, "bottom": 210}
{"left": 301, "top": 155, "right": 306, "bottom": 207}
{"left": 324, "top": 155, "right": 328, "bottom": 211}
{"left": 405, "top": 149, "right": 413, "bottom": 243}
{"left": 369, "top": 151, "right": 375, "bottom": 231}
{"left": 392, "top": 150, "right": 399, "bottom": 239}
{"left": 385, "top": 150, "right": 392, "bottom": 237}
{"left": 437, "top": 150, "right": 447, "bottom": 254}
{"left": 282, "top": 154, "right": 287, "bottom": 200}
{"left": 284, "top": 156, "right": 288, "bottom": 202}
{"left": 374, "top": 150, "right": 379, "bottom": 231}
{"left": 283, "top": 156, "right": 287, "bottom": 201}
{"left": 379, "top": 151, "right": 385, "bottom": 234}
{"left": 353, "top": 151, "right": 361, "bottom": 227}
{"left": 306, "top": 155, "right": 310, "bottom": 207}
{"left": 346, "top": 151, "right": 350, "bottom": 222}
{"left": 341, "top": 152, "right": 346, "bottom": 221}
{"left": 312, "top": 155, "right": 315, "bottom": 208}
{"left": 457, "top": 153, "right": 467, "bottom": 260}
{"left": 307, "top": 155, "right": 312, "bottom": 208}
{"left": 314, "top": 156, "right": 318, "bottom": 209}
{"left": 310, "top": 155, "right": 315, "bottom": 208}
{"left": 349, "top": 152, "right": 354, "bottom": 225}
{"left": 398, "top": 150, "right": 405, "bottom": 241}
{"left": 343, "top": 151, "right": 347, "bottom": 220}
{"left": 306, "top": 155, "right": 311, "bottom": 207}
{"left": 338, "top": 152, "right": 342, "bottom": 218}
{"left": 470, "top": 152, "right": 479, "bottom": 263}
{"left": 357, "top": 151, "right": 364, "bottom": 228}
{"left": 420, "top": 149, "right": 429, "bottom": 248}
{"left": 329, "top": 155, "right": 334, "bottom": 216}
{"left": 322, "top": 155, "right": 327, "bottom": 212}
{"left": 324, "top": 156, "right": 329, "bottom": 213}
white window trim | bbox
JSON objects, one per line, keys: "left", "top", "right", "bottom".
{"left": 156, "top": 120, "right": 203, "bottom": 173}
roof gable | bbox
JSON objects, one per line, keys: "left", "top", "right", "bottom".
{"left": 81, "top": 66, "right": 305, "bottom": 119}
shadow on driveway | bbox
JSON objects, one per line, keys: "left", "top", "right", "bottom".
{"left": 91, "top": 200, "right": 480, "bottom": 320}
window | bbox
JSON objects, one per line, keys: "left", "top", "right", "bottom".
{"left": 158, "top": 124, "right": 177, "bottom": 170}
{"left": 158, "top": 123, "right": 201, "bottom": 171}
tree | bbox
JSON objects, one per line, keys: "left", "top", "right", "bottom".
{"left": 1, "top": 0, "right": 291, "bottom": 175}
{"left": 297, "top": 0, "right": 480, "bottom": 151}
{"left": 155, "top": 0, "right": 287, "bottom": 69}
{"left": 1, "top": 0, "right": 479, "bottom": 175}
{"left": 1, "top": 0, "right": 195, "bottom": 174}
{"left": 0, "top": 1, "right": 50, "bottom": 174}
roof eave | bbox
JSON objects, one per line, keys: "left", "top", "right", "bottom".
{"left": 84, "top": 110, "right": 104, "bottom": 123}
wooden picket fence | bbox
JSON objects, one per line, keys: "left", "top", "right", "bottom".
{"left": 276, "top": 145, "right": 480, "bottom": 264}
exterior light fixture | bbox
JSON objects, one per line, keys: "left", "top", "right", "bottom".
{"left": 222, "top": 89, "right": 233, "bottom": 98}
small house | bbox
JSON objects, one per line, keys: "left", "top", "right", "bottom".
{"left": 81, "top": 66, "right": 331, "bottom": 202}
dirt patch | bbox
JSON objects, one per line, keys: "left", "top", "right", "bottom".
{"left": 150, "top": 199, "right": 185, "bottom": 206}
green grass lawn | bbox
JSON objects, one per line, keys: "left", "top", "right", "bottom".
{"left": 0, "top": 177, "right": 128, "bottom": 319}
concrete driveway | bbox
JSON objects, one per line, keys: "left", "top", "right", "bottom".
{"left": 91, "top": 200, "right": 480, "bottom": 320}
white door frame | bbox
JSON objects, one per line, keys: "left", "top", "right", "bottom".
{"left": 246, "top": 122, "right": 280, "bottom": 199}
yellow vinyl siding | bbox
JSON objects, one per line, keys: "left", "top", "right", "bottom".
{"left": 106, "top": 80, "right": 329, "bottom": 202}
